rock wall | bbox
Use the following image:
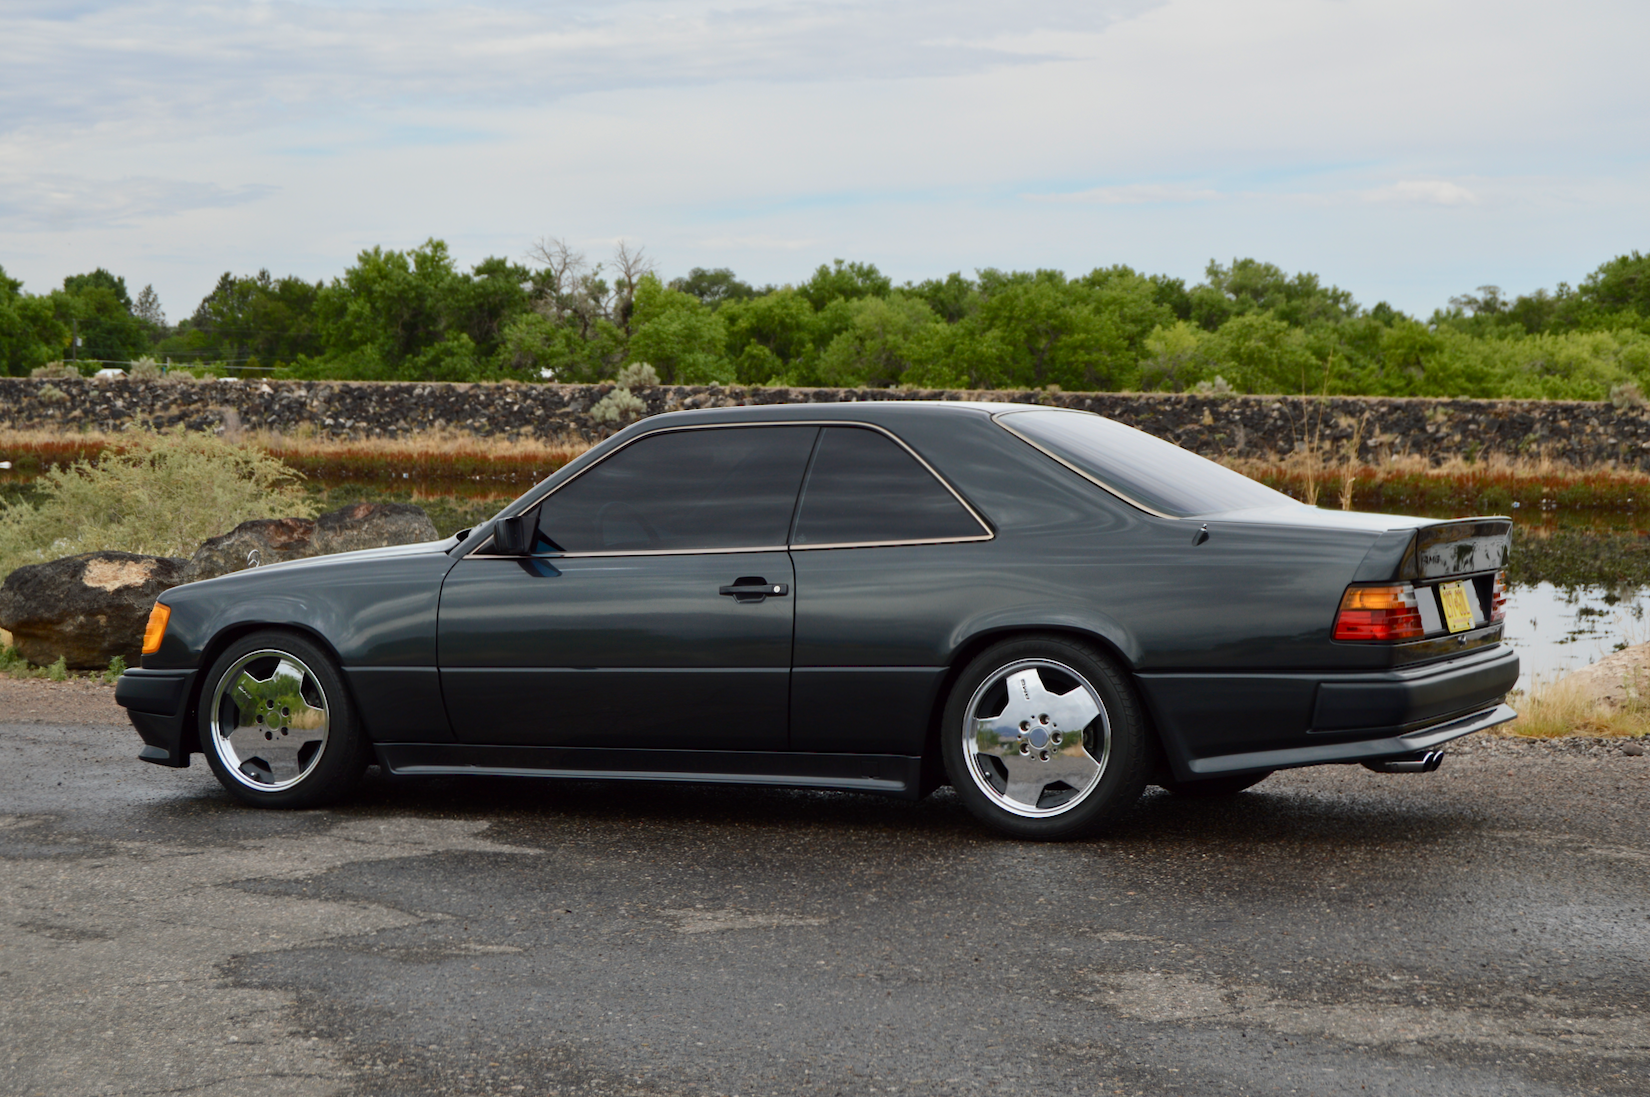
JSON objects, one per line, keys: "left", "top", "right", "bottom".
{"left": 4, "top": 377, "right": 1648, "bottom": 468}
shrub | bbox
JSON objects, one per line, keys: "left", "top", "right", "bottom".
{"left": 615, "top": 361, "right": 660, "bottom": 389}
{"left": 590, "top": 386, "right": 647, "bottom": 424}
{"left": 31, "top": 360, "right": 80, "bottom": 379}
{"left": 1610, "top": 381, "right": 1647, "bottom": 410}
{"left": 0, "top": 429, "right": 316, "bottom": 582}
{"left": 128, "top": 356, "right": 163, "bottom": 381}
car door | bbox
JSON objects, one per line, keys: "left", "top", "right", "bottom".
{"left": 786, "top": 425, "right": 994, "bottom": 755}
{"left": 438, "top": 424, "right": 818, "bottom": 751}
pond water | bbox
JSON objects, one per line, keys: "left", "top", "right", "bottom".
{"left": 1502, "top": 583, "right": 1647, "bottom": 687}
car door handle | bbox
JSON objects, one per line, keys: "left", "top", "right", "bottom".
{"left": 719, "top": 577, "right": 789, "bottom": 603}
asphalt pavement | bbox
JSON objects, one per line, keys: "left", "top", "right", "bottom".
{"left": 2, "top": 696, "right": 1647, "bottom": 1097}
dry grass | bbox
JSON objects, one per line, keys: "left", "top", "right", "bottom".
{"left": 1500, "top": 673, "right": 1650, "bottom": 739}
{"left": 245, "top": 425, "right": 590, "bottom": 463}
{"left": 1, "top": 427, "right": 593, "bottom": 494}
{"left": 1225, "top": 450, "right": 1650, "bottom": 518}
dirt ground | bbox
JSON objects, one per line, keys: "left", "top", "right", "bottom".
{"left": 0, "top": 675, "right": 124, "bottom": 724}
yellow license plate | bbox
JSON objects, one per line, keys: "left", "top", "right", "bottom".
{"left": 1438, "top": 581, "right": 1475, "bottom": 633}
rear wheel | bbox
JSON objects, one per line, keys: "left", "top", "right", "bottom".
{"left": 1160, "top": 771, "right": 1273, "bottom": 798}
{"left": 197, "top": 630, "right": 369, "bottom": 808}
{"left": 940, "top": 636, "right": 1148, "bottom": 840}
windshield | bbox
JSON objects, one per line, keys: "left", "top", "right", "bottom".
{"left": 996, "top": 409, "right": 1300, "bottom": 518}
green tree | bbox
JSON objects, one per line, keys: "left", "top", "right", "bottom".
{"left": 799, "top": 259, "right": 892, "bottom": 311}
{"left": 54, "top": 269, "right": 149, "bottom": 365}
{"left": 1137, "top": 320, "right": 1209, "bottom": 392}
{"left": 626, "top": 275, "right": 732, "bottom": 384}
{"left": 670, "top": 267, "right": 758, "bottom": 307}
{"left": 0, "top": 266, "right": 70, "bottom": 376}
{"left": 1580, "top": 251, "right": 1650, "bottom": 318}
{"left": 170, "top": 270, "right": 322, "bottom": 368}
{"left": 304, "top": 239, "right": 517, "bottom": 380}
{"left": 1202, "top": 311, "right": 1317, "bottom": 394}
{"left": 962, "top": 270, "right": 1133, "bottom": 390}
{"left": 905, "top": 272, "right": 981, "bottom": 324}
{"left": 815, "top": 294, "right": 940, "bottom": 388}
{"left": 721, "top": 288, "right": 819, "bottom": 381}
{"left": 1190, "top": 259, "right": 1358, "bottom": 331}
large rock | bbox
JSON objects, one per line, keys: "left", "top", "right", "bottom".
{"left": 0, "top": 552, "right": 189, "bottom": 669}
{"left": 1554, "top": 643, "right": 1650, "bottom": 710}
{"left": 183, "top": 502, "right": 438, "bottom": 583}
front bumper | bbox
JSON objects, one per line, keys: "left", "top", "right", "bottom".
{"left": 114, "top": 668, "right": 197, "bottom": 767}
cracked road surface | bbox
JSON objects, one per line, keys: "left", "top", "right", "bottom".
{"left": 1, "top": 683, "right": 1647, "bottom": 1096}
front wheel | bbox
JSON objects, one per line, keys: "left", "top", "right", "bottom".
{"left": 197, "top": 630, "right": 369, "bottom": 808}
{"left": 940, "top": 636, "right": 1149, "bottom": 840}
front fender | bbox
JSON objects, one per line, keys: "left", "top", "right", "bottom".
{"left": 143, "top": 549, "right": 459, "bottom": 745}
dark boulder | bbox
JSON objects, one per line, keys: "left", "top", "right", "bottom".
{"left": 0, "top": 552, "right": 189, "bottom": 669}
{"left": 183, "top": 502, "right": 439, "bottom": 583}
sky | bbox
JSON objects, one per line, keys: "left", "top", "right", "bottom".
{"left": 3, "top": 0, "right": 1648, "bottom": 321}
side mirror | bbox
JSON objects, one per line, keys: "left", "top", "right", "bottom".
{"left": 491, "top": 506, "right": 540, "bottom": 555}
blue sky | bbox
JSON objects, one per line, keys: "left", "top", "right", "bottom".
{"left": 3, "top": 0, "right": 1647, "bottom": 319}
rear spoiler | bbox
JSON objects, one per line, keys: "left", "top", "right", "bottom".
{"left": 1351, "top": 518, "right": 1513, "bottom": 584}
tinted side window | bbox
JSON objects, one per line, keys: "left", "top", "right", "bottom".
{"left": 791, "top": 427, "right": 985, "bottom": 546}
{"left": 537, "top": 426, "right": 817, "bottom": 552}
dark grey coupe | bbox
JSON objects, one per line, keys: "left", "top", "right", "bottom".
{"left": 116, "top": 402, "right": 1519, "bottom": 839}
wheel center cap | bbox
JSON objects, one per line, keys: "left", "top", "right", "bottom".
{"left": 1028, "top": 727, "right": 1051, "bottom": 749}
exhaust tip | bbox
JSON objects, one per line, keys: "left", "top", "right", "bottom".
{"left": 1362, "top": 750, "right": 1445, "bottom": 774}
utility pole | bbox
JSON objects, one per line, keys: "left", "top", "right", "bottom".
{"left": 71, "top": 318, "right": 78, "bottom": 361}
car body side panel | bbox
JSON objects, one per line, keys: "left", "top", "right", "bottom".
{"left": 343, "top": 667, "right": 449, "bottom": 744}
{"left": 789, "top": 668, "right": 947, "bottom": 754}
{"left": 437, "top": 551, "right": 795, "bottom": 750}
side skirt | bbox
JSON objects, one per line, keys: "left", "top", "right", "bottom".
{"left": 373, "top": 744, "right": 925, "bottom": 800}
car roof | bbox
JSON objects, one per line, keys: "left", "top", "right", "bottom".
{"left": 621, "top": 399, "right": 1033, "bottom": 432}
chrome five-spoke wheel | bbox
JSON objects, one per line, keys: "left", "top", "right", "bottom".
{"left": 209, "top": 649, "right": 330, "bottom": 791}
{"left": 963, "top": 659, "right": 1109, "bottom": 817}
{"left": 941, "top": 636, "right": 1148, "bottom": 839}
{"left": 198, "top": 630, "right": 368, "bottom": 808}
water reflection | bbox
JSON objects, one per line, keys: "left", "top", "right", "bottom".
{"left": 1503, "top": 583, "right": 1646, "bottom": 687}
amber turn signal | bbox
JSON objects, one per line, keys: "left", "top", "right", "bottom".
{"left": 141, "top": 602, "right": 171, "bottom": 655}
{"left": 1333, "top": 583, "right": 1425, "bottom": 642}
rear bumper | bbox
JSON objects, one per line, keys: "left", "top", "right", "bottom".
{"left": 114, "top": 669, "right": 197, "bottom": 768}
{"left": 1138, "top": 644, "right": 1520, "bottom": 779}
{"left": 1180, "top": 701, "right": 1516, "bottom": 776}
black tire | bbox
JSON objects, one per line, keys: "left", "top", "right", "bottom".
{"left": 940, "top": 635, "right": 1149, "bottom": 840}
{"left": 197, "top": 630, "right": 370, "bottom": 809}
{"left": 1160, "top": 771, "right": 1273, "bottom": 798}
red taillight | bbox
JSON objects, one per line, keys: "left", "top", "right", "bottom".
{"left": 1490, "top": 570, "right": 1507, "bottom": 623}
{"left": 1333, "top": 583, "right": 1425, "bottom": 641}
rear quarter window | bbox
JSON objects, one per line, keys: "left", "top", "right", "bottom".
{"left": 996, "top": 409, "right": 1297, "bottom": 518}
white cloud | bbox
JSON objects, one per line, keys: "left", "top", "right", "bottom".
{"left": 1028, "top": 183, "right": 1222, "bottom": 205}
{"left": 0, "top": 173, "right": 277, "bottom": 231}
{"left": 696, "top": 235, "right": 818, "bottom": 251}
{"left": 1363, "top": 180, "right": 1481, "bottom": 207}
{"left": 0, "top": 1, "right": 1157, "bottom": 141}
{"left": 1, "top": 0, "right": 1648, "bottom": 317}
